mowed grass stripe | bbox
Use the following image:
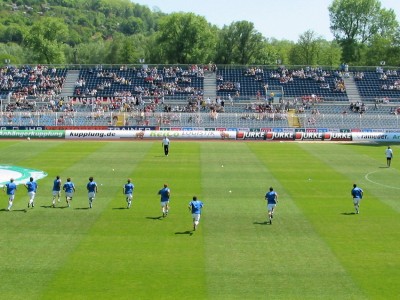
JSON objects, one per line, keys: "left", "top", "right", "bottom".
{"left": 1, "top": 141, "right": 398, "bottom": 300}
{"left": 39, "top": 141, "right": 152, "bottom": 299}
{"left": 0, "top": 140, "right": 61, "bottom": 167}
{"left": 299, "top": 143, "right": 400, "bottom": 212}
{"left": 295, "top": 143, "right": 400, "bottom": 298}
{"left": 201, "top": 142, "right": 362, "bottom": 299}
{"left": 0, "top": 141, "right": 112, "bottom": 300}
{"left": 42, "top": 142, "right": 207, "bottom": 299}
{"left": 250, "top": 142, "right": 400, "bottom": 299}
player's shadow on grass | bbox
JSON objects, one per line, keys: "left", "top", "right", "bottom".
{"left": 146, "top": 216, "right": 163, "bottom": 220}
{"left": 112, "top": 207, "right": 128, "bottom": 210}
{"left": 74, "top": 207, "right": 90, "bottom": 210}
{"left": 41, "top": 205, "right": 69, "bottom": 209}
{"left": 253, "top": 221, "right": 271, "bottom": 225}
{"left": 175, "top": 231, "right": 193, "bottom": 236}
{"left": 0, "top": 208, "right": 27, "bottom": 213}
{"left": 341, "top": 212, "right": 356, "bottom": 215}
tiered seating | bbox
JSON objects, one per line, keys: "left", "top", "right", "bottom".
{"left": 0, "top": 65, "right": 67, "bottom": 99}
{"left": 73, "top": 65, "right": 204, "bottom": 101}
{"left": 216, "top": 67, "right": 349, "bottom": 101}
{"left": 3, "top": 65, "right": 400, "bottom": 130}
{"left": 353, "top": 70, "right": 400, "bottom": 101}
{"left": 216, "top": 68, "right": 265, "bottom": 98}
{"left": 298, "top": 103, "right": 400, "bottom": 129}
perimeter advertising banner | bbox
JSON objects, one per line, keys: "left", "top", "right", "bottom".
{"left": 352, "top": 132, "right": 400, "bottom": 142}
{"left": 65, "top": 130, "right": 237, "bottom": 140}
{"left": 0, "top": 130, "right": 65, "bottom": 139}
{"left": 236, "top": 131, "right": 353, "bottom": 141}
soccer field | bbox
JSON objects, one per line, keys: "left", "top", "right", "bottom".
{"left": 0, "top": 140, "right": 399, "bottom": 299}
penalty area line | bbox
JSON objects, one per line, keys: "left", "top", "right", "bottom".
{"left": 365, "top": 170, "right": 400, "bottom": 190}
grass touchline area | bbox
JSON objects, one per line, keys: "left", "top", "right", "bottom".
{"left": 0, "top": 140, "right": 398, "bottom": 300}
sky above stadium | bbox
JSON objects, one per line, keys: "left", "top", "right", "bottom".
{"left": 133, "top": 0, "right": 400, "bottom": 42}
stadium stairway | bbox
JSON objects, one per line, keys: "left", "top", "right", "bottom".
{"left": 116, "top": 114, "right": 125, "bottom": 126}
{"left": 343, "top": 74, "right": 362, "bottom": 103}
{"left": 59, "top": 70, "right": 80, "bottom": 99}
{"left": 203, "top": 71, "right": 217, "bottom": 101}
{"left": 287, "top": 109, "right": 300, "bottom": 127}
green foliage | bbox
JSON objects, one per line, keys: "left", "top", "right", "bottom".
{"left": 258, "top": 42, "right": 280, "bottom": 65}
{"left": 0, "top": 0, "right": 160, "bottom": 64}
{"left": 0, "top": 24, "right": 25, "bottom": 44}
{"left": 24, "top": 17, "right": 68, "bottom": 64}
{"left": 289, "top": 30, "right": 321, "bottom": 66}
{"left": 316, "top": 40, "right": 342, "bottom": 67}
{"left": 155, "top": 12, "right": 217, "bottom": 64}
{"left": 0, "top": 0, "right": 398, "bottom": 66}
{"left": 215, "top": 21, "right": 268, "bottom": 65}
{"left": 0, "top": 42, "right": 24, "bottom": 64}
{"left": 269, "top": 38, "right": 295, "bottom": 66}
{"left": 72, "top": 41, "right": 110, "bottom": 65}
{"left": 329, "top": 0, "right": 399, "bottom": 63}
{"left": 288, "top": 31, "right": 342, "bottom": 67}
{"left": 119, "top": 16, "right": 144, "bottom": 35}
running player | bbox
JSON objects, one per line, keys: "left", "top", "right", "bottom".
{"left": 52, "top": 175, "right": 62, "bottom": 207}
{"left": 188, "top": 196, "right": 204, "bottom": 231}
{"left": 265, "top": 187, "right": 278, "bottom": 224}
{"left": 87, "top": 176, "right": 98, "bottom": 208}
{"left": 63, "top": 178, "right": 76, "bottom": 207}
{"left": 25, "top": 177, "right": 38, "bottom": 208}
{"left": 158, "top": 183, "right": 170, "bottom": 217}
{"left": 123, "top": 178, "right": 134, "bottom": 209}
{"left": 3, "top": 178, "right": 17, "bottom": 211}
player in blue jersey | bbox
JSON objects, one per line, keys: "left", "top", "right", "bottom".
{"left": 87, "top": 176, "right": 98, "bottom": 209}
{"left": 123, "top": 178, "right": 134, "bottom": 209}
{"left": 52, "top": 175, "right": 62, "bottom": 207}
{"left": 351, "top": 183, "right": 363, "bottom": 214}
{"left": 63, "top": 177, "right": 76, "bottom": 207}
{"left": 158, "top": 183, "right": 170, "bottom": 217}
{"left": 188, "top": 196, "right": 204, "bottom": 231}
{"left": 265, "top": 187, "right": 278, "bottom": 224}
{"left": 25, "top": 177, "right": 38, "bottom": 208}
{"left": 3, "top": 178, "right": 17, "bottom": 211}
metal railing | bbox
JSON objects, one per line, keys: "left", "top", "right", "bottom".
{"left": 1, "top": 111, "right": 399, "bottom": 129}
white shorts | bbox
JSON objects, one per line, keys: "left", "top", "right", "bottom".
{"left": 28, "top": 191, "right": 36, "bottom": 199}
{"left": 192, "top": 213, "right": 201, "bottom": 222}
{"left": 353, "top": 198, "right": 362, "bottom": 205}
{"left": 52, "top": 190, "right": 61, "bottom": 196}
{"left": 125, "top": 193, "right": 133, "bottom": 200}
{"left": 88, "top": 192, "right": 96, "bottom": 199}
{"left": 8, "top": 194, "right": 15, "bottom": 201}
{"left": 65, "top": 192, "right": 74, "bottom": 199}
{"left": 267, "top": 204, "right": 276, "bottom": 211}
{"left": 161, "top": 201, "right": 169, "bottom": 207}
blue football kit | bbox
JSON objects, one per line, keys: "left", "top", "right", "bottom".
{"left": 124, "top": 183, "right": 134, "bottom": 195}
{"left": 63, "top": 182, "right": 75, "bottom": 193}
{"left": 159, "top": 187, "right": 170, "bottom": 202}
{"left": 53, "top": 179, "right": 61, "bottom": 191}
{"left": 26, "top": 181, "right": 37, "bottom": 192}
{"left": 189, "top": 200, "right": 204, "bottom": 214}
{"left": 266, "top": 191, "right": 278, "bottom": 204}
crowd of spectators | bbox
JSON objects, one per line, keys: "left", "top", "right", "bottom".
{"left": 267, "top": 66, "right": 347, "bottom": 95}
{"left": 74, "top": 65, "right": 206, "bottom": 99}
{"left": 1, "top": 65, "right": 65, "bottom": 103}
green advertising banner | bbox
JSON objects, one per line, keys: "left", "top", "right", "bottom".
{"left": 0, "top": 130, "right": 65, "bottom": 139}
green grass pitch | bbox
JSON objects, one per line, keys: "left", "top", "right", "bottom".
{"left": 0, "top": 140, "right": 399, "bottom": 299}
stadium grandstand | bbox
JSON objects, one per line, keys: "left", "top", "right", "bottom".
{"left": 1, "top": 64, "right": 400, "bottom": 129}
